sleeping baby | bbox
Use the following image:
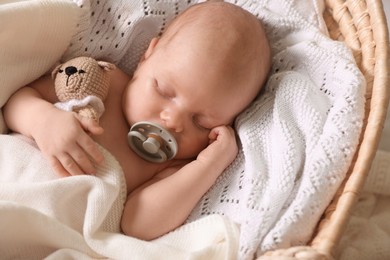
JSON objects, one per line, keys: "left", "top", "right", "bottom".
{"left": 3, "top": 1, "right": 271, "bottom": 240}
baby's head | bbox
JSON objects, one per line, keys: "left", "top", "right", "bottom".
{"left": 123, "top": 1, "right": 271, "bottom": 159}
{"left": 158, "top": 2, "right": 270, "bottom": 90}
{"left": 157, "top": 1, "right": 270, "bottom": 92}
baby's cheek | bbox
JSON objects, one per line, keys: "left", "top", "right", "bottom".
{"left": 123, "top": 95, "right": 146, "bottom": 124}
{"left": 178, "top": 133, "right": 209, "bottom": 158}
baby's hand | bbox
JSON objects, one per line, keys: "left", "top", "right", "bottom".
{"left": 32, "top": 107, "right": 104, "bottom": 177}
{"left": 197, "top": 125, "right": 238, "bottom": 172}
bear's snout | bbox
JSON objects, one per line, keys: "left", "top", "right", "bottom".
{"left": 65, "top": 66, "right": 78, "bottom": 76}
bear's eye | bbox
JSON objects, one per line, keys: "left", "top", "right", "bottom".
{"left": 59, "top": 69, "right": 64, "bottom": 73}
{"left": 78, "top": 69, "right": 86, "bottom": 74}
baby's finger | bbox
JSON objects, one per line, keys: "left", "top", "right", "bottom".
{"left": 56, "top": 153, "right": 84, "bottom": 176}
{"left": 88, "top": 122, "right": 104, "bottom": 135}
{"left": 77, "top": 134, "right": 104, "bottom": 165}
{"left": 69, "top": 145, "right": 97, "bottom": 175}
{"left": 208, "top": 126, "right": 230, "bottom": 141}
{"left": 78, "top": 115, "right": 104, "bottom": 135}
{"left": 60, "top": 154, "right": 84, "bottom": 176}
{"left": 48, "top": 156, "right": 72, "bottom": 177}
{"left": 208, "top": 127, "right": 219, "bottom": 142}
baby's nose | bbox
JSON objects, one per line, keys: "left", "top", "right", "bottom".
{"left": 65, "top": 66, "right": 78, "bottom": 76}
{"left": 160, "top": 110, "right": 184, "bottom": 133}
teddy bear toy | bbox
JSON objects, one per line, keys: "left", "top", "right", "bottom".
{"left": 51, "top": 56, "right": 116, "bottom": 122}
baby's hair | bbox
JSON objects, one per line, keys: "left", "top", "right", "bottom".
{"left": 157, "top": 1, "right": 271, "bottom": 97}
{"left": 160, "top": 2, "right": 259, "bottom": 46}
{"left": 172, "top": 2, "right": 271, "bottom": 88}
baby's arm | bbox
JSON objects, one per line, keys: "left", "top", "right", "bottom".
{"left": 3, "top": 76, "right": 104, "bottom": 176}
{"left": 121, "top": 125, "right": 238, "bottom": 240}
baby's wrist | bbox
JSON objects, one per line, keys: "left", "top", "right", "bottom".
{"left": 196, "top": 153, "right": 231, "bottom": 175}
{"left": 30, "top": 105, "right": 60, "bottom": 138}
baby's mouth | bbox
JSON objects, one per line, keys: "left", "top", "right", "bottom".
{"left": 127, "top": 121, "right": 178, "bottom": 163}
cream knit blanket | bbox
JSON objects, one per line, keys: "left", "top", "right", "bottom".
{"left": 0, "top": 0, "right": 366, "bottom": 259}
{"left": 0, "top": 134, "right": 240, "bottom": 259}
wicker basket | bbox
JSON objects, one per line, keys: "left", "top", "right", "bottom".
{"left": 258, "top": 0, "right": 390, "bottom": 259}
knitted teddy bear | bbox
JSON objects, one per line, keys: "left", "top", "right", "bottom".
{"left": 51, "top": 56, "right": 116, "bottom": 122}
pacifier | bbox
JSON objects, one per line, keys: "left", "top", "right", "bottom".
{"left": 127, "top": 121, "right": 178, "bottom": 163}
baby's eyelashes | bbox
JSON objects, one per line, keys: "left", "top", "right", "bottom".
{"left": 192, "top": 115, "right": 211, "bottom": 131}
{"left": 154, "top": 79, "right": 175, "bottom": 99}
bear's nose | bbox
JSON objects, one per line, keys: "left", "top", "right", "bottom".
{"left": 65, "top": 66, "right": 78, "bottom": 76}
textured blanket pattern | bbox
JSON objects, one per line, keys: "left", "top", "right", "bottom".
{"left": 0, "top": 135, "right": 126, "bottom": 258}
{"left": 0, "top": 135, "right": 239, "bottom": 259}
{"left": 188, "top": 1, "right": 366, "bottom": 257}
{"left": 1, "top": 0, "right": 365, "bottom": 259}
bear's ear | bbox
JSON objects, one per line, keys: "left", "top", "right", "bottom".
{"left": 97, "top": 61, "right": 116, "bottom": 71}
{"left": 51, "top": 63, "right": 63, "bottom": 79}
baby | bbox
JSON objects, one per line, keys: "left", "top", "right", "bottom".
{"left": 3, "top": 1, "right": 270, "bottom": 240}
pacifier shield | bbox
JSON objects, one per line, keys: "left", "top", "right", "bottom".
{"left": 127, "top": 121, "right": 178, "bottom": 163}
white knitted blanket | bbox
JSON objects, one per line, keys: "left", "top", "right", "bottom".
{"left": 0, "top": 0, "right": 366, "bottom": 259}
{"left": 188, "top": 2, "right": 365, "bottom": 258}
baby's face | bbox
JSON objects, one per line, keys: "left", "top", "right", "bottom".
{"left": 123, "top": 38, "right": 254, "bottom": 159}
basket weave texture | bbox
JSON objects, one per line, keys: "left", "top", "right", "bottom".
{"left": 258, "top": 0, "right": 390, "bottom": 259}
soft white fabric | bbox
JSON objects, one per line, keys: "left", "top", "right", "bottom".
{"left": 191, "top": 1, "right": 365, "bottom": 259}
{"left": 337, "top": 150, "right": 390, "bottom": 260}
{"left": 0, "top": 0, "right": 82, "bottom": 133}
{"left": 0, "top": 134, "right": 240, "bottom": 259}
{"left": 0, "top": 0, "right": 366, "bottom": 259}
{"left": 62, "top": 0, "right": 198, "bottom": 73}
{"left": 54, "top": 95, "right": 105, "bottom": 118}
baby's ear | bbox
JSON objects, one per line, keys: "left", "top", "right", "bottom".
{"left": 51, "top": 63, "right": 63, "bottom": 79}
{"left": 97, "top": 61, "right": 116, "bottom": 71}
{"left": 140, "top": 37, "right": 159, "bottom": 63}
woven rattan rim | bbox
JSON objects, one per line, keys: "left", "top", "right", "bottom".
{"left": 258, "top": 0, "right": 389, "bottom": 259}
{"left": 310, "top": 0, "right": 390, "bottom": 257}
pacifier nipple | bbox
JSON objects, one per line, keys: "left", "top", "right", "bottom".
{"left": 143, "top": 135, "right": 161, "bottom": 154}
{"left": 128, "top": 122, "right": 178, "bottom": 163}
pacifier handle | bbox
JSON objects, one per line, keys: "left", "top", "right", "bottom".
{"left": 127, "top": 122, "right": 178, "bottom": 163}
